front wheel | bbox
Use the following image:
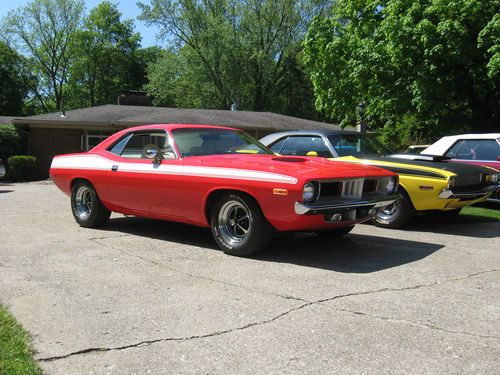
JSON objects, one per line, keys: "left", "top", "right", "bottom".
{"left": 71, "top": 181, "right": 111, "bottom": 228}
{"left": 210, "top": 193, "right": 271, "bottom": 256}
{"left": 372, "top": 190, "right": 414, "bottom": 229}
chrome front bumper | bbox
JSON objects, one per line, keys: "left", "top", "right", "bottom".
{"left": 294, "top": 193, "right": 401, "bottom": 215}
{"left": 438, "top": 184, "right": 499, "bottom": 199}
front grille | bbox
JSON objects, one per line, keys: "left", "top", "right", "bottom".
{"left": 455, "top": 174, "right": 482, "bottom": 187}
{"left": 341, "top": 179, "right": 364, "bottom": 198}
{"left": 314, "top": 177, "right": 391, "bottom": 204}
{"left": 363, "top": 179, "right": 378, "bottom": 193}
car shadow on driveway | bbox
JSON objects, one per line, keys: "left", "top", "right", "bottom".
{"left": 401, "top": 214, "right": 499, "bottom": 238}
{"left": 254, "top": 233, "right": 443, "bottom": 273}
{"left": 99, "top": 217, "right": 442, "bottom": 273}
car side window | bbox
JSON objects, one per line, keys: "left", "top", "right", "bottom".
{"left": 445, "top": 140, "right": 465, "bottom": 158}
{"left": 108, "top": 131, "right": 176, "bottom": 159}
{"left": 269, "top": 138, "right": 287, "bottom": 154}
{"left": 447, "top": 139, "right": 500, "bottom": 161}
{"left": 280, "top": 136, "right": 332, "bottom": 157}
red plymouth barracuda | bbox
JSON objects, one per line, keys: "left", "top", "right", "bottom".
{"left": 50, "top": 124, "right": 400, "bottom": 256}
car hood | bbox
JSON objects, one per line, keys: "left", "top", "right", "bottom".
{"left": 336, "top": 155, "right": 496, "bottom": 176}
{"left": 183, "top": 154, "right": 395, "bottom": 182}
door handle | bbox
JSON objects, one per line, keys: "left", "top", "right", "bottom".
{"left": 111, "top": 165, "right": 119, "bottom": 172}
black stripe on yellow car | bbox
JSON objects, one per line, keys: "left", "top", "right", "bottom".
{"left": 369, "top": 165, "right": 446, "bottom": 179}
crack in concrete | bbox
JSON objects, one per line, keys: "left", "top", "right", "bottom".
{"left": 331, "top": 307, "right": 500, "bottom": 341}
{"left": 90, "top": 238, "right": 309, "bottom": 303}
{"left": 314, "top": 269, "right": 499, "bottom": 305}
{"left": 36, "top": 268, "right": 499, "bottom": 363}
{"left": 37, "top": 302, "right": 309, "bottom": 362}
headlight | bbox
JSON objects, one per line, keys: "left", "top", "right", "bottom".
{"left": 303, "top": 182, "right": 316, "bottom": 203}
{"left": 492, "top": 173, "right": 499, "bottom": 184}
{"left": 386, "top": 176, "right": 397, "bottom": 193}
{"left": 447, "top": 176, "right": 456, "bottom": 189}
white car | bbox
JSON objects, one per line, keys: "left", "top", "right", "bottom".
{"left": 423, "top": 133, "right": 500, "bottom": 172}
{"left": 0, "top": 159, "right": 5, "bottom": 178}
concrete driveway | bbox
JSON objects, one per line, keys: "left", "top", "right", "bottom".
{"left": 0, "top": 182, "right": 499, "bottom": 374}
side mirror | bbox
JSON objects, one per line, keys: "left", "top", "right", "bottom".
{"left": 143, "top": 145, "right": 164, "bottom": 164}
{"left": 306, "top": 151, "right": 318, "bottom": 157}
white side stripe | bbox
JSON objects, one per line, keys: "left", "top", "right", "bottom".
{"left": 51, "top": 155, "right": 298, "bottom": 184}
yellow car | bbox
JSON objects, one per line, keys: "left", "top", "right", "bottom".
{"left": 260, "top": 130, "right": 499, "bottom": 228}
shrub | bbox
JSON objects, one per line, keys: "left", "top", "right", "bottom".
{"left": 0, "top": 125, "right": 27, "bottom": 161}
{"left": 7, "top": 155, "right": 37, "bottom": 182}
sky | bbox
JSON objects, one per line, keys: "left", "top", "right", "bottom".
{"left": 0, "top": 0, "right": 162, "bottom": 48}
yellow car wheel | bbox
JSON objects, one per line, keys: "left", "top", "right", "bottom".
{"left": 372, "top": 190, "right": 414, "bottom": 229}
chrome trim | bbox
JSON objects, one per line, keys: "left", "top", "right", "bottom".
{"left": 438, "top": 185, "right": 499, "bottom": 199}
{"left": 294, "top": 193, "right": 401, "bottom": 215}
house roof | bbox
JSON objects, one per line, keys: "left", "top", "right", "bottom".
{"left": 0, "top": 116, "right": 16, "bottom": 125}
{"left": 12, "top": 104, "right": 345, "bottom": 132}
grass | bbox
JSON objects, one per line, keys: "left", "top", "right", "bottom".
{"left": 0, "top": 305, "right": 42, "bottom": 375}
{"left": 460, "top": 205, "right": 500, "bottom": 221}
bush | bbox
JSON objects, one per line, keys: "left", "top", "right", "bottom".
{"left": 0, "top": 125, "right": 27, "bottom": 161}
{"left": 7, "top": 156, "right": 37, "bottom": 182}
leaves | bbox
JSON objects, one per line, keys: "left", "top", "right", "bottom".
{"left": 304, "top": 0, "right": 500, "bottom": 144}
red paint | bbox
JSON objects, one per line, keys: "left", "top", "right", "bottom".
{"left": 50, "top": 124, "right": 396, "bottom": 232}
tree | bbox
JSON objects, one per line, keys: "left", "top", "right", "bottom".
{"left": 0, "top": 42, "right": 29, "bottom": 115}
{"left": 65, "top": 1, "right": 143, "bottom": 108}
{"left": 304, "top": 0, "right": 500, "bottom": 145}
{"left": 2, "top": 0, "right": 84, "bottom": 112}
{"left": 139, "top": 0, "right": 329, "bottom": 116}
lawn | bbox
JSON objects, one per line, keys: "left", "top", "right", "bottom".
{"left": 460, "top": 205, "right": 500, "bottom": 220}
{"left": 0, "top": 305, "right": 41, "bottom": 375}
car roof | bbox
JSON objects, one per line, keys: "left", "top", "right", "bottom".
{"left": 423, "top": 133, "right": 500, "bottom": 155}
{"left": 123, "top": 123, "right": 238, "bottom": 132}
{"left": 259, "top": 129, "right": 364, "bottom": 144}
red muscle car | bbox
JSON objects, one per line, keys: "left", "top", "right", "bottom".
{"left": 50, "top": 124, "right": 400, "bottom": 256}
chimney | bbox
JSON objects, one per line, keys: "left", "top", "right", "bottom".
{"left": 118, "top": 90, "right": 151, "bottom": 106}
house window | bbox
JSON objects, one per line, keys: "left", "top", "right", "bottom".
{"left": 81, "top": 131, "right": 113, "bottom": 151}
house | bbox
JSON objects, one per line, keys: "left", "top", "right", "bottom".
{"left": 12, "top": 104, "right": 343, "bottom": 178}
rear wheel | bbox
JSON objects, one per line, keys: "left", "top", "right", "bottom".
{"left": 372, "top": 190, "right": 414, "bottom": 229}
{"left": 71, "top": 181, "right": 111, "bottom": 228}
{"left": 210, "top": 193, "right": 271, "bottom": 256}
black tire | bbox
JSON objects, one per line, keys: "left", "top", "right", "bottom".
{"left": 317, "top": 225, "right": 355, "bottom": 237}
{"left": 372, "top": 190, "right": 414, "bottom": 229}
{"left": 210, "top": 193, "right": 271, "bottom": 256}
{"left": 71, "top": 181, "right": 111, "bottom": 228}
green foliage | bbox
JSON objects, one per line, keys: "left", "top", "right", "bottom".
{"left": 304, "top": 0, "right": 500, "bottom": 142}
{"left": 0, "top": 125, "right": 27, "bottom": 161}
{"left": 140, "top": 0, "right": 328, "bottom": 117}
{"left": 2, "top": 0, "right": 84, "bottom": 112}
{"left": 7, "top": 155, "right": 37, "bottom": 182}
{"left": 0, "top": 42, "right": 29, "bottom": 115}
{"left": 0, "top": 305, "right": 42, "bottom": 374}
{"left": 65, "top": 1, "right": 145, "bottom": 108}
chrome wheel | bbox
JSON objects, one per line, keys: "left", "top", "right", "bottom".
{"left": 217, "top": 201, "right": 251, "bottom": 246}
{"left": 74, "top": 186, "right": 93, "bottom": 220}
{"left": 377, "top": 200, "right": 400, "bottom": 221}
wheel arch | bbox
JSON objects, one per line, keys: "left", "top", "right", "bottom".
{"left": 70, "top": 177, "right": 94, "bottom": 190}
{"left": 397, "top": 183, "right": 416, "bottom": 211}
{"left": 204, "top": 188, "right": 265, "bottom": 227}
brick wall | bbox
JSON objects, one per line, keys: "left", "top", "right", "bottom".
{"left": 28, "top": 128, "right": 83, "bottom": 178}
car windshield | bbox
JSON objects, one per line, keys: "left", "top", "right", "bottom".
{"left": 328, "top": 134, "right": 394, "bottom": 156}
{"left": 172, "top": 128, "right": 274, "bottom": 157}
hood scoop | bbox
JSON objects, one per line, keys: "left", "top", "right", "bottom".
{"left": 387, "top": 153, "right": 449, "bottom": 162}
{"left": 272, "top": 156, "right": 308, "bottom": 163}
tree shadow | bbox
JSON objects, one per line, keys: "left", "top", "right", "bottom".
{"left": 95, "top": 217, "right": 442, "bottom": 273}
{"left": 403, "top": 213, "right": 499, "bottom": 238}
